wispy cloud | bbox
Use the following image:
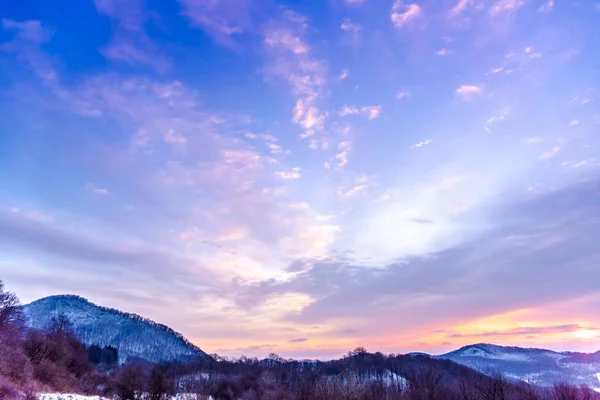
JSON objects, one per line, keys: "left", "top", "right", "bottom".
{"left": 524, "top": 46, "right": 542, "bottom": 59}
{"left": 293, "top": 100, "right": 327, "bottom": 138}
{"left": 1, "top": 19, "right": 53, "bottom": 43}
{"left": 339, "top": 105, "right": 359, "bottom": 116}
{"left": 337, "top": 174, "right": 376, "bottom": 198}
{"left": 449, "top": 0, "right": 478, "bottom": 17}
{"left": 571, "top": 159, "right": 600, "bottom": 169}
{"left": 486, "top": 110, "right": 509, "bottom": 125}
{"left": 94, "top": 0, "right": 169, "bottom": 70}
{"left": 538, "top": 0, "right": 554, "bottom": 12}
{"left": 339, "top": 105, "right": 381, "bottom": 120}
{"left": 391, "top": 1, "right": 422, "bottom": 28}
{"left": 412, "top": 139, "right": 433, "bottom": 148}
{"left": 485, "top": 109, "right": 510, "bottom": 132}
{"left": 539, "top": 147, "right": 560, "bottom": 160}
{"left": 449, "top": 324, "right": 590, "bottom": 339}
{"left": 341, "top": 19, "right": 361, "bottom": 33}
{"left": 276, "top": 168, "right": 302, "bottom": 180}
{"left": 0, "top": 206, "right": 219, "bottom": 286}
{"left": 396, "top": 90, "right": 411, "bottom": 100}
{"left": 489, "top": 0, "right": 526, "bottom": 16}
{"left": 1, "top": 19, "right": 56, "bottom": 83}
{"left": 288, "top": 338, "right": 308, "bottom": 343}
{"left": 164, "top": 129, "right": 187, "bottom": 145}
{"left": 264, "top": 9, "right": 327, "bottom": 140}
{"left": 526, "top": 137, "right": 544, "bottom": 144}
{"left": 86, "top": 183, "right": 109, "bottom": 195}
{"left": 335, "top": 141, "right": 352, "bottom": 167}
{"left": 178, "top": 0, "right": 251, "bottom": 45}
{"left": 267, "top": 143, "right": 284, "bottom": 154}
{"left": 265, "top": 31, "right": 308, "bottom": 54}
{"left": 338, "top": 69, "right": 349, "bottom": 81}
{"left": 456, "top": 84, "right": 482, "bottom": 100}
{"left": 362, "top": 105, "right": 382, "bottom": 120}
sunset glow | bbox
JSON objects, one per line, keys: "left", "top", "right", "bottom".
{"left": 573, "top": 330, "right": 597, "bottom": 340}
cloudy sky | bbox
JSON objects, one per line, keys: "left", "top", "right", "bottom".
{"left": 1, "top": 0, "right": 600, "bottom": 359}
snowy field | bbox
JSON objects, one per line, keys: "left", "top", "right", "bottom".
{"left": 39, "top": 395, "right": 109, "bottom": 400}
{"left": 39, "top": 394, "right": 213, "bottom": 400}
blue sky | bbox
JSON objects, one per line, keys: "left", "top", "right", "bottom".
{"left": 1, "top": 0, "right": 600, "bottom": 358}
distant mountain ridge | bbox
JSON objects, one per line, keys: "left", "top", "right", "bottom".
{"left": 22, "top": 295, "right": 209, "bottom": 364}
{"left": 437, "top": 343, "right": 600, "bottom": 390}
{"left": 21, "top": 295, "right": 600, "bottom": 390}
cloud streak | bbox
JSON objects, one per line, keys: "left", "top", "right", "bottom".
{"left": 456, "top": 84, "right": 482, "bottom": 100}
{"left": 263, "top": 9, "right": 327, "bottom": 140}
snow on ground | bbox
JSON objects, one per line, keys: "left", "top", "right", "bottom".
{"left": 374, "top": 370, "right": 409, "bottom": 388}
{"left": 39, "top": 395, "right": 108, "bottom": 400}
{"left": 39, "top": 394, "right": 212, "bottom": 400}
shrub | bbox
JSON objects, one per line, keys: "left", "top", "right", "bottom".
{"left": 115, "top": 364, "right": 146, "bottom": 400}
{"left": 0, "top": 376, "right": 21, "bottom": 400}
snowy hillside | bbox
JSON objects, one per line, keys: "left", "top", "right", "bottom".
{"left": 438, "top": 343, "right": 600, "bottom": 390}
{"left": 23, "top": 295, "right": 209, "bottom": 363}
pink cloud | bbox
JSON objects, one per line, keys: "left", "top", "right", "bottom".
{"left": 391, "top": 1, "right": 422, "bottom": 28}
{"left": 178, "top": 0, "right": 252, "bottom": 45}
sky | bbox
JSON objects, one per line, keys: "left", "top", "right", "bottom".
{"left": 1, "top": 0, "right": 600, "bottom": 360}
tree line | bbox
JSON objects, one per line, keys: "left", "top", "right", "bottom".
{"left": 1, "top": 279, "right": 599, "bottom": 400}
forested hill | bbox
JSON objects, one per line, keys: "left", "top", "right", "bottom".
{"left": 22, "top": 294, "right": 209, "bottom": 363}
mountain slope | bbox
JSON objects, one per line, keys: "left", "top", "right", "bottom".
{"left": 23, "top": 295, "right": 209, "bottom": 363}
{"left": 437, "top": 343, "right": 600, "bottom": 390}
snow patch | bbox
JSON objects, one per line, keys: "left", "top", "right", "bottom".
{"left": 39, "top": 395, "right": 108, "bottom": 400}
{"left": 40, "top": 395, "right": 211, "bottom": 400}
{"left": 456, "top": 347, "right": 532, "bottom": 362}
{"left": 173, "top": 395, "right": 209, "bottom": 400}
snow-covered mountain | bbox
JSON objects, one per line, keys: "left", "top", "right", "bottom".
{"left": 23, "top": 295, "right": 209, "bottom": 364}
{"left": 437, "top": 343, "right": 600, "bottom": 390}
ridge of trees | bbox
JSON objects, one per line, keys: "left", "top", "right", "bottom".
{"left": 25, "top": 295, "right": 208, "bottom": 358}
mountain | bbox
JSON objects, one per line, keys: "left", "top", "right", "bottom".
{"left": 22, "top": 295, "right": 209, "bottom": 364}
{"left": 437, "top": 343, "right": 600, "bottom": 390}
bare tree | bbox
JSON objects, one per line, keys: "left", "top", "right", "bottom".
{"left": 47, "top": 312, "right": 75, "bottom": 340}
{"left": 580, "top": 385, "right": 600, "bottom": 400}
{"left": 147, "top": 365, "right": 174, "bottom": 400}
{"left": 407, "top": 365, "right": 443, "bottom": 400}
{"left": 0, "top": 280, "right": 32, "bottom": 386}
{"left": 459, "top": 377, "right": 479, "bottom": 400}
{"left": 0, "top": 279, "right": 24, "bottom": 329}
{"left": 472, "top": 371, "right": 507, "bottom": 400}
{"left": 115, "top": 364, "right": 145, "bottom": 400}
{"left": 552, "top": 382, "right": 580, "bottom": 400}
